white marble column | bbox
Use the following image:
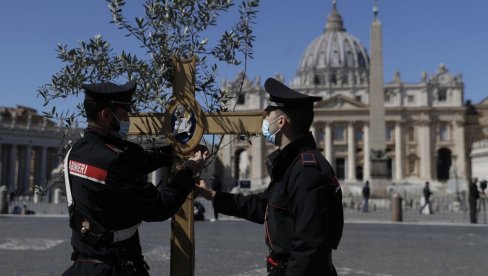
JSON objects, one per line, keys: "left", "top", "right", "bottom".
{"left": 324, "top": 122, "right": 333, "bottom": 164}
{"left": 347, "top": 122, "right": 356, "bottom": 181}
{"left": 395, "top": 122, "right": 403, "bottom": 180}
{"left": 419, "top": 122, "right": 432, "bottom": 179}
{"left": 363, "top": 123, "right": 370, "bottom": 181}
{"left": 39, "top": 146, "right": 47, "bottom": 187}
{"left": 453, "top": 121, "right": 466, "bottom": 178}
{"left": 9, "top": 144, "right": 17, "bottom": 191}
{"left": 251, "top": 136, "right": 265, "bottom": 187}
{"left": 24, "top": 146, "right": 32, "bottom": 193}
{"left": 33, "top": 147, "right": 41, "bottom": 188}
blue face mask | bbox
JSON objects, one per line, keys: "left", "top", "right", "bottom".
{"left": 262, "top": 117, "right": 281, "bottom": 144}
{"left": 111, "top": 112, "right": 130, "bottom": 139}
{"left": 117, "top": 121, "right": 130, "bottom": 139}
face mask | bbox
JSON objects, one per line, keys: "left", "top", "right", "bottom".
{"left": 117, "top": 121, "right": 130, "bottom": 139}
{"left": 262, "top": 117, "right": 281, "bottom": 144}
{"left": 111, "top": 112, "right": 130, "bottom": 139}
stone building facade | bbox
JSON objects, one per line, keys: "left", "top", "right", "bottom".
{"left": 216, "top": 3, "right": 476, "bottom": 193}
{"left": 0, "top": 106, "right": 66, "bottom": 197}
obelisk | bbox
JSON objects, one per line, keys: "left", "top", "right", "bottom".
{"left": 368, "top": 1, "right": 388, "bottom": 197}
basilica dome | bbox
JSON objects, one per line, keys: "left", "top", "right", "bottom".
{"left": 293, "top": 4, "right": 370, "bottom": 87}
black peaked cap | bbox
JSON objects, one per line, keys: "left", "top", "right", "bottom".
{"left": 264, "top": 78, "right": 321, "bottom": 111}
{"left": 82, "top": 80, "right": 137, "bottom": 108}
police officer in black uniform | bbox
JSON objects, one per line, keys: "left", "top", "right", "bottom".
{"left": 62, "top": 80, "right": 207, "bottom": 276}
{"left": 197, "top": 78, "right": 344, "bottom": 276}
{"left": 469, "top": 177, "right": 480, "bottom": 223}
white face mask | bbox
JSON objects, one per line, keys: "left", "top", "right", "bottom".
{"left": 261, "top": 117, "right": 281, "bottom": 144}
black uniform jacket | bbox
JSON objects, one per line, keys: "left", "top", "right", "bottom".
{"left": 469, "top": 182, "right": 480, "bottom": 199}
{"left": 214, "top": 133, "right": 344, "bottom": 275}
{"left": 66, "top": 127, "right": 194, "bottom": 263}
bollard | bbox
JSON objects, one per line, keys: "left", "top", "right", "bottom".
{"left": 391, "top": 192, "right": 403, "bottom": 222}
{"left": 0, "top": 185, "right": 8, "bottom": 214}
{"left": 33, "top": 191, "right": 41, "bottom": 203}
{"left": 53, "top": 188, "right": 62, "bottom": 204}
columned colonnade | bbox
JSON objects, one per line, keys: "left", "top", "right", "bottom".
{"left": 0, "top": 142, "right": 59, "bottom": 195}
{"left": 0, "top": 107, "right": 65, "bottom": 196}
{"left": 310, "top": 119, "right": 452, "bottom": 182}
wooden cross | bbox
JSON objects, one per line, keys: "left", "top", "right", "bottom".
{"left": 128, "top": 56, "right": 262, "bottom": 276}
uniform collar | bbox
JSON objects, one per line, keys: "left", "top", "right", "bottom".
{"left": 266, "top": 132, "right": 317, "bottom": 179}
{"left": 85, "top": 126, "right": 126, "bottom": 149}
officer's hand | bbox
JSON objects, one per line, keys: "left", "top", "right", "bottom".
{"left": 195, "top": 180, "right": 216, "bottom": 200}
{"left": 185, "top": 147, "right": 209, "bottom": 175}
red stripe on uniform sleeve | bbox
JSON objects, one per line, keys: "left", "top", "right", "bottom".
{"left": 85, "top": 165, "right": 108, "bottom": 182}
{"left": 68, "top": 160, "right": 108, "bottom": 184}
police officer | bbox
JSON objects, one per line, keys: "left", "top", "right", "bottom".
{"left": 469, "top": 177, "right": 480, "bottom": 223}
{"left": 197, "top": 78, "right": 344, "bottom": 276}
{"left": 62, "top": 80, "right": 207, "bottom": 276}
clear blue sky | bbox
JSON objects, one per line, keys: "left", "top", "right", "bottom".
{"left": 1, "top": 0, "right": 487, "bottom": 114}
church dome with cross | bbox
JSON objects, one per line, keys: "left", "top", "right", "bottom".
{"left": 292, "top": 2, "right": 370, "bottom": 87}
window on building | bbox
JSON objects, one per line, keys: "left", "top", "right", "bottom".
{"left": 356, "top": 165, "right": 363, "bottom": 180}
{"left": 355, "top": 128, "right": 363, "bottom": 141}
{"left": 408, "top": 127, "right": 415, "bottom": 141}
{"left": 438, "top": 88, "right": 447, "bottom": 102}
{"left": 407, "top": 95, "right": 415, "bottom": 104}
{"left": 342, "top": 74, "right": 348, "bottom": 85}
{"left": 387, "top": 158, "right": 393, "bottom": 179}
{"left": 317, "top": 129, "right": 324, "bottom": 142}
{"left": 313, "top": 75, "right": 320, "bottom": 85}
{"left": 358, "top": 53, "right": 366, "bottom": 67}
{"left": 335, "top": 158, "right": 345, "bottom": 179}
{"left": 385, "top": 125, "right": 393, "bottom": 141}
{"left": 329, "top": 73, "right": 337, "bottom": 85}
{"left": 334, "top": 125, "right": 345, "bottom": 141}
{"left": 385, "top": 94, "right": 391, "bottom": 102}
{"left": 439, "top": 124, "right": 449, "bottom": 141}
{"left": 355, "top": 95, "right": 361, "bottom": 102}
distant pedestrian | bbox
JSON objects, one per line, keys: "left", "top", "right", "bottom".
{"left": 361, "top": 181, "right": 370, "bottom": 212}
{"left": 209, "top": 174, "right": 222, "bottom": 222}
{"left": 419, "top": 181, "right": 433, "bottom": 214}
{"left": 468, "top": 178, "right": 480, "bottom": 223}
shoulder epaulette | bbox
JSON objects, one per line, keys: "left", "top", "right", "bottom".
{"left": 105, "top": 144, "right": 123, "bottom": 155}
{"left": 300, "top": 152, "right": 318, "bottom": 167}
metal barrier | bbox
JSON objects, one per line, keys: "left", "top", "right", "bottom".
{"left": 342, "top": 192, "right": 474, "bottom": 223}
{"left": 4, "top": 192, "right": 484, "bottom": 225}
{"left": 8, "top": 196, "right": 68, "bottom": 215}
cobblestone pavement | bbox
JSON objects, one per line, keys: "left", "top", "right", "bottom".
{"left": 1, "top": 215, "right": 487, "bottom": 276}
